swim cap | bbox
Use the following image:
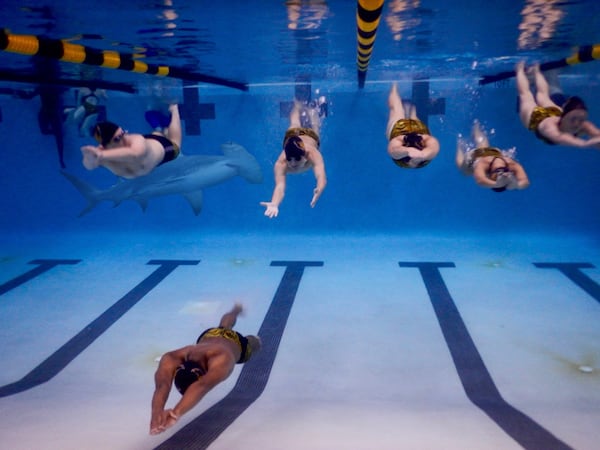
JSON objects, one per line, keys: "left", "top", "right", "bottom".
{"left": 94, "top": 121, "right": 119, "bottom": 146}
{"left": 561, "top": 96, "right": 587, "bottom": 117}
{"left": 174, "top": 361, "right": 206, "bottom": 395}
{"left": 492, "top": 187, "right": 507, "bottom": 192}
{"left": 284, "top": 136, "right": 305, "bottom": 161}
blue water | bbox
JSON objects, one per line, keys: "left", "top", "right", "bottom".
{"left": 1, "top": 2, "right": 600, "bottom": 450}
{"left": 0, "top": 0, "right": 599, "bottom": 236}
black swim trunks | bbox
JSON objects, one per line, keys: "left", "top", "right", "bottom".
{"left": 144, "top": 134, "right": 180, "bottom": 165}
{"left": 196, "top": 327, "right": 253, "bottom": 363}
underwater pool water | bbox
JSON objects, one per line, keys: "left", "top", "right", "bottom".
{"left": 0, "top": 1, "right": 599, "bottom": 449}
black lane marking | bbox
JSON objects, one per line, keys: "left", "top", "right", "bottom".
{"left": 0, "top": 259, "right": 81, "bottom": 296}
{"left": 399, "top": 262, "right": 572, "bottom": 450}
{"left": 534, "top": 263, "right": 600, "bottom": 305}
{"left": 0, "top": 260, "right": 199, "bottom": 397}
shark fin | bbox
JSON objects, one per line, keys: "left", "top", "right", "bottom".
{"left": 136, "top": 199, "right": 149, "bottom": 212}
{"left": 183, "top": 191, "right": 203, "bottom": 215}
{"left": 220, "top": 142, "right": 263, "bottom": 184}
{"left": 60, "top": 170, "right": 100, "bottom": 217}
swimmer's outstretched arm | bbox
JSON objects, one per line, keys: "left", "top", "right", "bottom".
{"left": 150, "top": 347, "right": 187, "bottom": 435}
{"left": 150, "top": 352, "right": 232, "bottom": 435}
{"left": 310, "top": 151, "right": 327, "bottom": 208}
{"left": 261, "top": 158, "right": 287, "bottom": 218}
{"left": 542, "top": 129, "right": 600, "bottom": 148}
{"left": 419, "top": 135, "right": 440, "bottom": 161}
{"left": 80, "top": 135, "right": 147, "bottom": 170}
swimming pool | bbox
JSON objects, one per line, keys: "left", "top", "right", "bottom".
{"left": 0, "top": 1, "right": 599, "bottom": 449}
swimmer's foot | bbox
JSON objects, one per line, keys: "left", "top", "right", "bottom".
{"left": 308, "top": 96, "right": 328, "bottom": 118}
{"left": 145, "top": 110, "right": 172, "bottom": 131}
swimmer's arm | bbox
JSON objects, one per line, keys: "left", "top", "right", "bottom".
{"left": 543, "top": 128, "right": 600, "bottom": 147}
{"left": 150, "top": 347, "right": 188, "bottom": 434}
{"left": 260, "top": 159, "right": 287, "bottom": 218}
{"left": 581, "top": 121, "right": 600, "bottom": 138}
{"left": 171, "top": 355, "right": 231, "bottom": 419}
{"left": 310, "top": 151, "right": 327, "bottom": 207}
{"left": 93, "top": 135, "right": 147, "bottom": 163}
{"left": 420, "top": 135, "right": 440, "bottom": 160}
{"left": 472, "top": 163, "right": 499, "bottom": 188}
{"left": 508, "top": 163, "right": 530, "bottom": 190}
{"left": 387, "top": 138, "right": 411, "bottom": 159}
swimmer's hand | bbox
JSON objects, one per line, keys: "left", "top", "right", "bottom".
{"left": 150, "top": 409, "right": 179, "bottom": 435}
{"left": 260, "top": 201, "right": 279, "bottom": 218}
{"left": 498, "top": 172, "right": 518, "bottom": 189}
{"left": 81, "top": 145, "right": 101, "bottom": 170}
{"left": 310, "top": 187, "right": 322, "bottom": 208}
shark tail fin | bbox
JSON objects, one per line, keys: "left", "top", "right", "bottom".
{"left": 60, "top": 170, "right": 101, "bottom": 216}
{"left": 220, "top": 142, "right": 263, "bottom": 184}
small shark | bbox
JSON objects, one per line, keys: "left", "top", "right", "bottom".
{"left": 62, "top": 142, "right": 263, "bottom": 216}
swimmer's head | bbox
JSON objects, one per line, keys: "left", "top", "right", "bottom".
{"left": 94, "top": 121, "right": 120, "bottom": 146}
{"left": 284, "top": 136, "right": 306, "bottom": 162}
{"left": 561, "top": 96, "right": 587, "bottom": 116}
{"left": 397, "top": 156, "right": 431, "bottom": 169}
{"left": 174, "top": 361, "right": 206, "bottom": 395}
{"left": 487, "top": 157, "right": 512, "bottom": 192}
{"left": 402, "top": 132, "right": 424, "bottom": 150}
{"left": 560, "top": 96, "right": 588, "bottom": 133}
{"left": 487, "top": 157, "right": 510, "bottom": 179}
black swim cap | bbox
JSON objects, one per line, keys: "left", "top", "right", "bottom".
{"left": 174, "top": 361, "right": 206, "bottom": 395}
{"left": 561, "top": 96, "right": 587, "bottom": 117}
{"left": 284, "top": 136, "right": 306, "bottom": 161}
{"left": 94, "top": 121, "right": 119, "bottom": 146}
{"left": 492, "top": 187, "right": 507, "bottom": 192}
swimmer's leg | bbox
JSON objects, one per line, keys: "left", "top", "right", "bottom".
{"left": 455, "top": 135, "right": 468, "bottom": 174}
{"left": 165, "top": 104, "right": 182, "bottom": 148}
{"left": 289, "top": 100, "right": 303, "bottom": 129}
{"left": 386, "top": 83, "right": 405, "bottom": 138}
{"left": 307, "top": 104, "right": 322, "bottom": 135}
{"left": 533, "top": 64, "right": 560, "bottom": 109}
{"left": 515, "top": 62, "right": 536, "bottom": 128}
{"left": 219, "top": 303, "right": 244, "bottom": 329}
{"left": 472, "top": 120, "right": 490, "bottom": 148}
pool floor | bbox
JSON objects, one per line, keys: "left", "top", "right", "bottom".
{"left": 0, "top": 231, "right": 598, "bottom": 450}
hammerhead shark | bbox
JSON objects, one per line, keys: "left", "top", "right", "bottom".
{"left": 61, "top": 142, "right": 263, "bottom": 216}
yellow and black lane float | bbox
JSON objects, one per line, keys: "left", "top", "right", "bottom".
{"left": 356, "top": 0, "right": 385, "bottom": 88}
{"left": 0, "top": 29, "right": 248, "bottom": 91}
{"left": 479, "top": 44, "right": 600, "bottom": 85}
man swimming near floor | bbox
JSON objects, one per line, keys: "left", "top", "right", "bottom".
{"left": 80, "top": 104, "right": 182, "bottom": 179}
{"left": 149, "top": 303, "right": 261, "bottom": 435}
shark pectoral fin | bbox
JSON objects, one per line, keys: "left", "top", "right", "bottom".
{"left": 183, "top": 191, "right": 203, "bottom": 215}
{"left": 137, "top": 199, "right": 149, "bottom": 212}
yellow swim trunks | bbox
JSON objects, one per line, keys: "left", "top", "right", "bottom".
{"left": 196, "top": 327, "right": 253, "bottom": 363}
{"left": 284, "top": 127, "right": 320, "bottom": 148}
{"left": 528, "top": 106, "right": 562, "bottom": 131}
{"left": 389, "top": 119, "right": 430, "bottom": 140}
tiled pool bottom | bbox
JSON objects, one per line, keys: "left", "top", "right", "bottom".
{"left": 0, "top": 231, "right": 598, "bottom": 450}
